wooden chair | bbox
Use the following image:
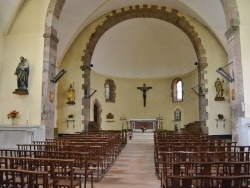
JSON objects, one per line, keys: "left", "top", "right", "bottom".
{"left": 167, "top": 175, "right": 250, "bottom": 188}
{"left": 0, "top": 156, "right": 81, "bottom": 187}
{"left": 52, "top": 159, "right": 81, "bottom": 188}
{"left": 87, "top": 145, "right": 105, "bottom": 181}
{"left": 34, "top": 150, "right": 94, "bottom": 187}
{"left": 0, "top": 169, "right": 49, "bottom": 188}
{"left": 210, "top": 175, "right": 250, "bottom": 188}
{"left": 28, "top": 157, "right": 54, "bottom": 187}
{"left": 70, "top": 152, "right": 94, "bottom": 188}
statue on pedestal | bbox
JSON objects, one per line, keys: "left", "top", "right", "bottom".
{"left": 13, "top": 56, "right": 29, "bottom": 95}
{"left": 67, "top": 82, "right": 75, "bottom": 104}
{"left": 214, "top": 78, "right": 225, "bottom": 101}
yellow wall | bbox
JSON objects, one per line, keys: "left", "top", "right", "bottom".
{"left": 0, "top": 33, "right": 3, "bottom": 79}
{"left": 57, "top": 8, "right": 230, "bottom": 135}
{"left": 56, "top": 15, "right": 107, "bottom": 133}
{"left": 0, "top": 0, "right": 49, "bottom": 125}
{"left": 90, "top": 71, "right": 199, "bottom": 131}
{"left": 184, "top": 14, "right": 231, "bottom": 135}
{"left": 0, "top": 33, "right": 3, "bottom": 121}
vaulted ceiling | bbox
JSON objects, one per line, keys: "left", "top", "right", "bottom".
{"left": 0, "top": 0, "right": 227, "bottom": 79}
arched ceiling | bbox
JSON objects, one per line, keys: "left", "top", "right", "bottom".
{"left": 0, "top": 0, "right": 25, "bottom": 34}
{"left": 0, "top": 0, "right": 227, "bottom": 78}
{"left": 92, "top": 18, "right": 197, "bottom": 79}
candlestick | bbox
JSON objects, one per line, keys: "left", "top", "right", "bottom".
{"left": 26, "top": 108, "right": 29, "bottom": 125}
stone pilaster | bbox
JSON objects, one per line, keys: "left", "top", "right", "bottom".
{"left": 222, "top": 0, "right": 243, "bottom": 143}
{"left": 225, "top": 25, "right": 244, "bottom": 143}
{"left": 81, "top": 60, "right": 92, "bottom": 130}
{"left": 42, "top": 27, "right": 59, "bottom": 139}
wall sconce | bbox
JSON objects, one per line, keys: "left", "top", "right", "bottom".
{"left": 82, "top": 63, "right": 93, "bottom": 71}
{"left": 66, "top": 119, "right": 75, "bottom": 128}
{"left": 191, "top": 84, "right": 206, "bottom": 96}
{"left": 50, "top": 64, "right": 67, "bottom": 83}
{"left": 84, "top": 87, "right": 97, "bottom": 98}
{"left": 216, "top": 62, "right": 234, "bottom": 83}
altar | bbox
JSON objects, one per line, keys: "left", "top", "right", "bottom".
{"left": 0, "top": 125, "right": 45, "bottom": 149}
{"left": 129, "top": 119, "right": 158, "bottom": 131}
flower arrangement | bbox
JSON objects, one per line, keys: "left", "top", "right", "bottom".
{"left": 7, "top": 110, "right": 20, "bottom": 119}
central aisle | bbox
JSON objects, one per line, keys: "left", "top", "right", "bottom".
{"left": 93, "top": 132, "right": 160, "bottom": 188}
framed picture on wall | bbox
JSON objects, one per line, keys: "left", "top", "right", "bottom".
{"left": 50, "top": 91, "right": 54, "bottom": 102}
{"left": 174, "top": 108, "right": 181, "bottom": 121}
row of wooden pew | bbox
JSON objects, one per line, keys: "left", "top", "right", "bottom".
{"left": 0, "top": 130, "right": 126, "bottom": 188}
{"left": 154, "top": 130, "right": 250, "bottom": 188}
{"left": 0, "top": 157, "right": 81, "bottom": 188}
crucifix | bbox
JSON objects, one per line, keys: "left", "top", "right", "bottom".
{"left": 137, "top": 83, "right": 152, "bottom": 107}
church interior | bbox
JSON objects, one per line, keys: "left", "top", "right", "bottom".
{"left": 0, "top": 0, "right": 250, "bottom": 187}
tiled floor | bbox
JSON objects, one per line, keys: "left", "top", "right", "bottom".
{"left": 90, "top": 132, "right": 160, "bottom": 188}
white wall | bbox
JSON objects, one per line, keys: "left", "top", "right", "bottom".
{"left": 237, "top": 0, "right": 250, "bottom": 117}
{"left": 0, "top": 0, "right": 49, "bottom": 125}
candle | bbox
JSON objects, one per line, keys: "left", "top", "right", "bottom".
{"left": 80, "top": 105, "right": 82, "bottom": 129}
{"left": 26, "top": 108, "right": 29, "bottom": 124}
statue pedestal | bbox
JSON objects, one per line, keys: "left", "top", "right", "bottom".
{"left": 0, "top": 125, "right": 45, "bottom": 149}
{"left": 214, "top": 97, "right": 225, "bottom": 101}
{"left": 13, "top": 89, "right": 29, "bottom": 95}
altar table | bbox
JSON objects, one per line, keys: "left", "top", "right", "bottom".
{"left": 0, "top": 125, "right": 45, "bottom": 149}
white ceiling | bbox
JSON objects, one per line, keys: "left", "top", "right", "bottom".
{"left": 92, "top": 18, "right": 197, "bottom": 79}
{"left": 0, "top": 0, "right": 227, "bottom": 79}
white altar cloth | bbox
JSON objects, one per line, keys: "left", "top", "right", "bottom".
{"left": 129, "top": 119, "right": 158, "bottom": 130}
{"left": 0, "top": 125, "right": 45, "bottom": 149}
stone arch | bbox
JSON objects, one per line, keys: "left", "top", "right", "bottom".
{"left": 82, "top": 5, "right": 208, "bottom": 131}
{"left": 82, "top": 6, "right": 207, "bottom": 67}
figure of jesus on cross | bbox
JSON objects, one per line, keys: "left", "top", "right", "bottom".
{"left": 137, "top": 83, "right": 152, "bottom": 107}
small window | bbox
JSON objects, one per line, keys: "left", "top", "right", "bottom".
{"left": 176, "top": 80, "right": 182, "bottom": 100}
{"left": 104, "top": 79, "right": 116, "bottom": 103}
{"left": 105, "top": 83, "right": 110, "bottom": 100}
{"left": 172, "top": 78, "right": 183, "bottom": 102}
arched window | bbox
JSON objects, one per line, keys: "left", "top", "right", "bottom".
{"left": 105, "top": 83, "right": 110, "bottom": 100}
{"left": 104, "top": 79, "right": 116, "bottom": 102}
{"left": 172, "top": 78, "right": 183, "bottom": 102}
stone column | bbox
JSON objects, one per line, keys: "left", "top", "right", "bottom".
{"left": 42, "top": 27, "right": 59, "bottom": 139}
{"left": 81, "top": 51, "right": 92, "bottom": 130}
{"left": 197, "top": 60, "right": 208, "bottom": 134}
{"left": 225, "top": 25, "right": 244, "bottom": 143}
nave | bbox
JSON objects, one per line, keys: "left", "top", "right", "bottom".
{"left": 92, "top": 132, "right": 159, "bottom": 188}
{"left": 2, "top": 130, "right": 250, "bottom": 187}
